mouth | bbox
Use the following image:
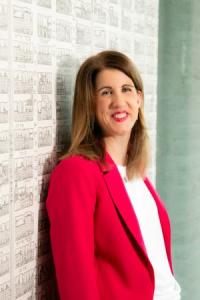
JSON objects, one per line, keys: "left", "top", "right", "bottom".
{"left": 111, "top": 111, "right": 129, "bottom": 122}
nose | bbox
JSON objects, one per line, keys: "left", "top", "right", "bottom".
{"left": 111, "top": 90, "right": 125, "bottom": 108}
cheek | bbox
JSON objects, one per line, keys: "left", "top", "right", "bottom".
{"left": 130, "top": 97, "right": 140, "bottom": 109}
{"left": 96, "top": 100, "right": 108, "bottom": 115}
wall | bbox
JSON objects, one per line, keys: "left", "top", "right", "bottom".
{"left": 157, "top": 0, "right": 200, "bottom": 299}
{"left": 0, "top": 0, "right": 158, "bottom": 299}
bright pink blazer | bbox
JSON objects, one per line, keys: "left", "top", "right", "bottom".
{"left": 46, "top": 152, "right": 174, "bottom": 300}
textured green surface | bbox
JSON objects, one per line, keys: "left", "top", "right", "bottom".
{"left": 157, "top": 1, "right": 200, "bottom": 299}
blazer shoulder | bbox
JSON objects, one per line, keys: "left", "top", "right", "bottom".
{"left": 51, "top": 155, "right": 100, "bottom": 179}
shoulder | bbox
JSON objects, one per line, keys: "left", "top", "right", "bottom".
{"left": 51, "top": 154, "right": 100, "bottom": 181}
{"left": 46, "top": 155, "right": 101, "bottom": 219}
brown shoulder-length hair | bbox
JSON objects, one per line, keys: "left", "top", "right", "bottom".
{"left": 60, "top": 50, "right": 150, "bottom": 179}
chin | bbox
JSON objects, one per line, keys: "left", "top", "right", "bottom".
{"left": 113, "top": 130, "right": 131, "bottom": 137}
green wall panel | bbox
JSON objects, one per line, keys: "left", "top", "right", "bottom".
{"left": 157, "top": 1, "right": 200, "bottom": 299}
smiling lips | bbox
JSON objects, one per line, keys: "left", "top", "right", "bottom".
{"left": 111, "top": 111, "right": 128, "bottom": 122}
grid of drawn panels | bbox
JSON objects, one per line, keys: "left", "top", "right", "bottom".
{"left": 0, "top": 0, "right": 10, "bottom": 299}
{"left": 0, "top": 0, "right": 158, "bottom": 299}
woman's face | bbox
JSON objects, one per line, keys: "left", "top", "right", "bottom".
{"left": 95, "top": 68, "right": 142, "bottom": 139}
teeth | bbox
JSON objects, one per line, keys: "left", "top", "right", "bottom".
{"left": 113, "top": 113, "right": 127, "bottom": 119}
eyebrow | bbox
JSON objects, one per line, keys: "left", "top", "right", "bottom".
{"left": 97, "top": 84, "right": 135, "bottom": 92}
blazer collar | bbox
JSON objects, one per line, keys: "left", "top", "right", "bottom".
{"left": 97, "top": 151, "right": 172, "bottom": 272}
{"left": 97, "top": 151, "right": 149, "bottom": 259}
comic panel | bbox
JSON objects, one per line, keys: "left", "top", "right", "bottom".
{"left": 37, "top": 72, "right": 52, "bottom": 94}
{"left": 0, "top": 1, "right": 8, "bottom": 32}
{"left": 15, "top": 241, "right": 35, "bottom": 269}
{"left": 108, "top": 30, "right": 119, "bottom": 49}
{"left": 121, "top": 9, "right": 133, "bottom": 31}
{"left": 15, "top": 268, "right": 35, "bottom": 299}
{"left": 56, "top": 18, "right": 72, "bottom": 43}
{"left": 0, "top": 131, "right": 9, "bottom": 155}
{"left": 0, "top": 220, "right": 9, "bottom": 248}
{"left": 94, "top": 0, "right": 107, "bottom": 24}
{"left": 76, "top": 22, "right": 92, "bottom": 46}
{"left": 0, "top": 160, "right": 9, "bottom": 187}
{"left": 0, "top": 97, "right": 8, "bottom": 124}
{"left": 56, "top": 47, "right": 73, "bottom": 68}
{"left": 14, "top": 180, "right": 34, "bottom": 211}
{"left": 37, "top": 14, "right": 52, "bottom": 40}
{"left": 14, "top": 71, "right": 34, "bottom": 94}
{"left": 0, "top": 191, "right": 9, "bottom": 218}
{"left": 0, "top": 70, "right": 9, "bottom": 94}
{"left": 15, "top": 211, "right": 34, "bottom": 242}
{"left": 0, "top": 281, "right": 11, "bottom": 300}
{"left": 56, "top": 0, "right": 72, "bottom": 15}
{"left": 14, "top": 129, "right": 34, "bottom": 151}
{"left": 37, "top": 94, "right": 52, "bottom": 121}
{"left": 93, "top": 26, "right": 107, "bottom": 49}
{"left": 108, "top": 4, "right": 119, "bottom": 27}
{"left": 14, "top": 41, "right": 33, "bottom": 64}
{"left": 75, "top": 0, "right": 92, "bottom": 20}
{"left": 37, "top": 0, "right": 52, "bottom": 9}
{"left": 0, "top": 248, "right": 9, "bottom": 277}
{"left": 56, "top": 69, "right": 72, "bottom": 96}
{"left": 38, "top": 127, "right": 52, "bottom": 148}
{"left": 0, "top": 39, "right": 8, "bottom": 61}
{"left": 37, "top": 45, "right": 52, "bottom": 65}
{"left": 13, "top": 6, "right": 33, "bottom": 35}
{"left": 14, "top": 95, "right": 34, "bottom": 123}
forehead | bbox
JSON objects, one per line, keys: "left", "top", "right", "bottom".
{"left": 95, "top": 68, "right": 133, "bottom": 87}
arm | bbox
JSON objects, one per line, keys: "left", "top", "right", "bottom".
{"left": 46, "top": 157, "right": 100, "bottom": 300}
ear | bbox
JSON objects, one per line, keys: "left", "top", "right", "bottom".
{"left": 136, "top": 90, "right": 143, "bottom": 108}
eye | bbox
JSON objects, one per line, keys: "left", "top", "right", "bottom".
{"left": 122, "top": 86, "right": 132, "bottom": 93}
{"left": 101, "top": 89, "right": 112, "bottom": 96}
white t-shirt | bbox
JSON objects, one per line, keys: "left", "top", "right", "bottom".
{"left": 117, "top": 165, "right": 181, "bottom": 300}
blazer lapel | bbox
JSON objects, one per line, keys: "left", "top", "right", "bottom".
{"left": 97, "top": 152, "right": 148, "bottom": 260}
{"left": 144, "top": 177, "right": 173, "bottom": 273}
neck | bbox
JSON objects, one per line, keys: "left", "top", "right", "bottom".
{"left": 103, "top": 135, "right": 129, "bottom": 166}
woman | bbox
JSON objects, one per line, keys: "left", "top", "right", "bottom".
{"left": 46, "top": 50, "right": 181, "bottom": 300}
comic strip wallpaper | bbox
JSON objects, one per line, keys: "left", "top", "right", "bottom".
{"left": 0, "top": 0, "right": 158, "bottom": 299}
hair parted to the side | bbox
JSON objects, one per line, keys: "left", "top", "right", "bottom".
{"left": 60, "top": 50, "right": 150, "bottom": 180}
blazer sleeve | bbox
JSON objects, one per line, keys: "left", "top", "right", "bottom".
{"left": 46, "top": 157, "right": 100, "bottom": 300}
